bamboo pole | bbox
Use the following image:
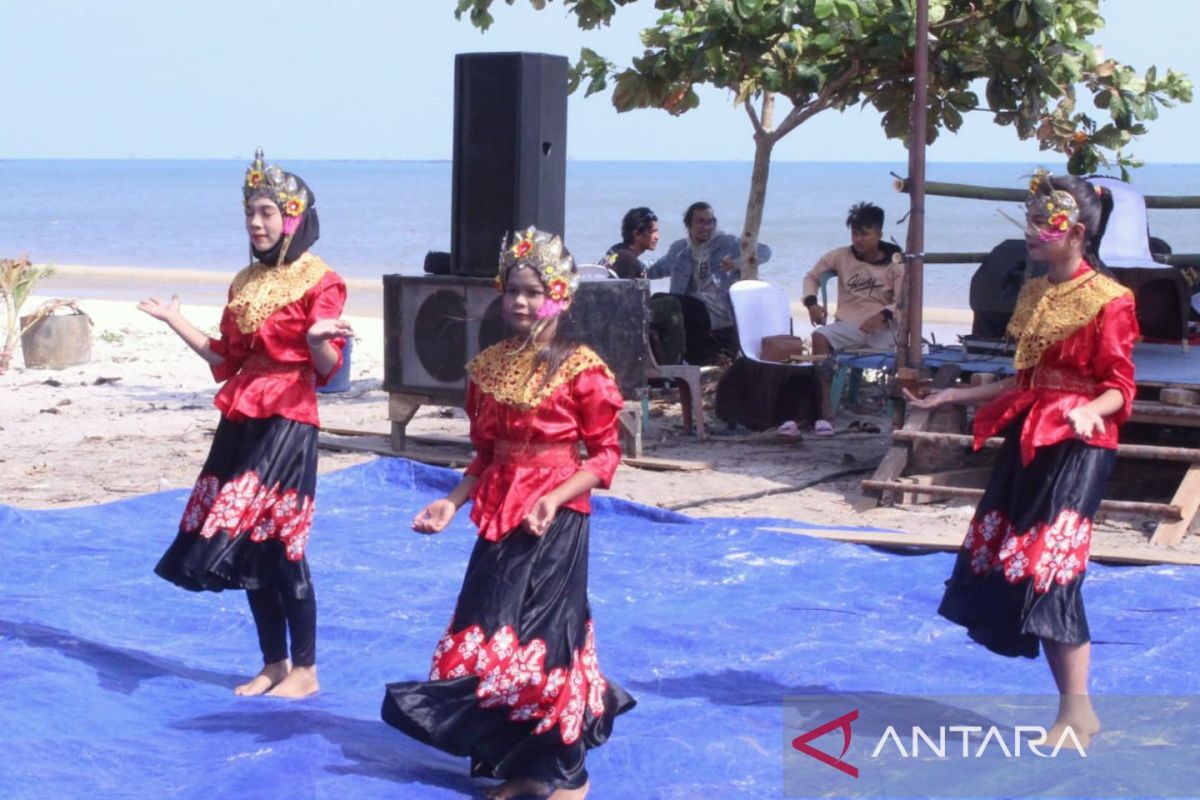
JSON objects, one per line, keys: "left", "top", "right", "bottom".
{"left": 890, "top": 429, "right": 1200, "bottom": 463}
{"left": 895, "top": 177, "right": 1200, "bottom": 209}
{"left": 860, "top": 480, "right": 1183, "bottom": 519}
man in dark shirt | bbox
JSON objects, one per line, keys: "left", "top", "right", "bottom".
{"left": 599, "top": 207, "right": 685, "bottom": 364}
{"left": 601, "top": 207, "right": 660, "bottom": 279}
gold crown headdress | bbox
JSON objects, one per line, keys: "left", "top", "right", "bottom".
{"left": 496, "top": 227, "right": 579, "bottom": 318}
{"left": 244, "top": 147, "right": 309, "bottom": 235}
{"left": 1025, "top": 168, "right": 1079, "bottom": 240}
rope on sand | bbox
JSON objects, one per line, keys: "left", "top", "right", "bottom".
{"left": 663, "top": 462, "right": 881, "bottom": 512}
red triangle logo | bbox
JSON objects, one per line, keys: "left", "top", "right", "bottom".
{"left": 791, "top": 708, "right": 859, "bottom": 778}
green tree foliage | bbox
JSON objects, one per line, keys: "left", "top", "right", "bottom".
{"left": 455, "top": 0, "right": 1192, "bottom": 277}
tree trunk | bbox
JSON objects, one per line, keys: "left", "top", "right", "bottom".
{"left": 739, "top": 133, "right": 774, "bottom": 281}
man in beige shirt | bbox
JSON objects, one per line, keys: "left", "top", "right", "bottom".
{"left": 801, "top": 202, "right": 904, "bottom": 434}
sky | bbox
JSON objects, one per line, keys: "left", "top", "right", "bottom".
{"left": 1, "top": 0, "right": 1194, "bottom": 162}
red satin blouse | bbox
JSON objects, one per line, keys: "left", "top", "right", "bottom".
{"left": 973, "top": 271, "right": 1139, "bottom": 465}
{"left": 207, "top": 269, "right": 347, "bottom": 426}
{"left": 463, "top": 355, "right": 624, "bottom": 542}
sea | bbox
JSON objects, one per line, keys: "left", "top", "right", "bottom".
{"left": 3, "top": 159, "right": 1199, "bottom": 310}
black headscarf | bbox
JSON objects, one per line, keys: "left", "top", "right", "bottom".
{"left": 247, "top": 173, "right": 321, "bottom": 266}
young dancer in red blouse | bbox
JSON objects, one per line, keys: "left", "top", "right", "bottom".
{"left": 139, "top": 149, "right": 352, "bottom": 699}
{"left": 382, "top": 229, "right": 635, "bottom": 800}
{"left": 907, "top": 170, "right": 1137, "bottom": 748}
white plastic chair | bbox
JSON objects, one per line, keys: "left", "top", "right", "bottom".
{"left": 1091, "top": 177, "right": 1163, "bottom": 269}
{"left": 576, "top": 263, "right": 617, "bottom": 280}
{"left": 728, "top": 279, "right": 796, "bottom": 363}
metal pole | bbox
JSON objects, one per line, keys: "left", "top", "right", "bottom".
{"left": 905, "top": 0, "right": 930, "bottom": 368}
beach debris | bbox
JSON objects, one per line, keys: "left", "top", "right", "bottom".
{"left": 93, "top": 376, "right": 122, "bottom": 385}
{"left": 0, "top": 255, "right": 56, "bottom": 373}
{"left": 42, "top": 378, "right": 62, "bottom": 387}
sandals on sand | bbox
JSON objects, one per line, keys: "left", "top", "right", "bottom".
{"left": 813, "top": 419, "right": 835, "bottom": 436}
{"left": 775, "top": 420, "right": 803, "bottom": 440}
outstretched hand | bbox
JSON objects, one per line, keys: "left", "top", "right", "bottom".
{"left": 137, "top": 295, "right": 181, "bottom": 324}
{"left": 306, "top": 318, "right": 355, "bottom": 346}
{"left": 412, "top": 498, "right": 456, "bottom": 534}
{"left": 902, "top": 386, "right": 959, "bottom": 410}
{"left": 1066, "top": 406, "right": 1105, "bottom": 439}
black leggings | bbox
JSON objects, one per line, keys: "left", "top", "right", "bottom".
{"left": 246, "top": 588, "right": 317, "bottom": 667}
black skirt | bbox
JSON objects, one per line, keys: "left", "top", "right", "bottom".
{"left": 154, "top": 415, "right": 317, "bottom": 601}
{"left": 382, "top": 509, "right": 635, "bottom": 791}
{"left": 938, "top": 419, "right": 1116, "bottom": 658}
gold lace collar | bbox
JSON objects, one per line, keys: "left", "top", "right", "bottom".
{"left": 467, "top": 339, "right": 613, "bottom": 410}
{"left": 1007, "top": 268, "right": 1130, "bottom": 370}
{"left": 227, "top": 252, "right": 330, "bottom": 334}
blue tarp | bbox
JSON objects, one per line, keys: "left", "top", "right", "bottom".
{"left": 2, "top": 458, "right": 1198, "bottom": 799}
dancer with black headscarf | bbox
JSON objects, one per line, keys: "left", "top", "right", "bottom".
{"left": 139, "top": 148, "right": 352, "bottom": 698}
{"left": 907, "top": 169, "right": 1138, "bottom": 748}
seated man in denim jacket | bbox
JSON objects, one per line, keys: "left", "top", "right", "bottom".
{"left": 647, "top": 201, "right": 772, "bottom": 364}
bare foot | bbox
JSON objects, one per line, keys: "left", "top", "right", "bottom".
{"left": 483, "top": 778, "right": 551, "bottom": 799}
{"left": 548, "top": 780, "right": 589, "bottom": 800}
{"left": 234, "top": 660, "right": 290, "bottom": 696}
{"left": 266, "top": 665, "right": 320, "bottom": 698}
{"left": 1037, "top": 694, "right": 1101, "bottom": 750}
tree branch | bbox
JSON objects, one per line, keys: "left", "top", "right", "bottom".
{"left": 776, "top": 60, "right": 863, "bottom": 139}
{"left": 744, "top": 96, "right": 765, "bottom": 136}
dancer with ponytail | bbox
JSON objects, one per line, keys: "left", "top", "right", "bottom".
{"left": 906, "top": 170, "right": 1137, "bottom": 747}
{"left": 139, "top": 149, "right": 352, "bottom": 698}
{"left": 382, "top": 228, "right": 634, "bottom": 799}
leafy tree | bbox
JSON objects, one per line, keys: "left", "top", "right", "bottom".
{"left": 456, "top": 0, "right": 1192, "bottom": 279}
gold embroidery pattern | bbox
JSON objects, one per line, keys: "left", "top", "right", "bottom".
{"left": 1007, "top": 271, "right": 1130, "bottom": 370}
{"left": 467, "top": 340, "right": 614, "bottom": 411}
{"left": 227, "top": 253, "right": 330, "bottom": 335}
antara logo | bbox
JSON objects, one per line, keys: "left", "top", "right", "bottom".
{"left": 792, "top": 710, "right": 1087, "bottom": 777}
{"left": 792, "top": 709, "right": 859, "bottom": 778}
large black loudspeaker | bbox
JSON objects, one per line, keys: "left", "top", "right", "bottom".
{"left": 383, "top": 275, "right": 648, "bottom": 401}
{"left": 451, "top": 53, "right": 568, "bottom": 276}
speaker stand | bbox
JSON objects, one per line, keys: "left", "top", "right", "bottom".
{"left": 617, "top": 403, "right": 643, "bottom": 458}
{"left": 388, "top": 392, "right": 435, "bottom": 452}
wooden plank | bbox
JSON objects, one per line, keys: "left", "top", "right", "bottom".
{"left": 622, "top": 456, "right": 710, "bottom": 472}
{"left": 318, "top": 435, "right": 473, "bottom": 467}
{"left": 1150, "top": 463, "right": 1200, "bottom": 546}
{"left": 862, "top": 479, "right": 1182, "bottom": 519}
{"left": 898, "top": 467, "right": 991, "bottom": 504}
{"left": 319, "top": 433, "right": 704, "bottom": 472}
{"left": 890, "top": 429, "right": 1200, "bottom": 463}
{"left": 1160, "top": 388, "right": 1200, "bottom": 406}
{"left": 759, "top": 526, "right": 1200, "bottom": 566}
{"left": 858, "top": 363, "right": 961, "bottom": 510}
{"left": 320, "top": 426, "right": 473, "bottom": 449}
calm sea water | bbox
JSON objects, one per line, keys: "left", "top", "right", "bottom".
{"left": 3, "top": 159, "right": 1199, "bottom": 310}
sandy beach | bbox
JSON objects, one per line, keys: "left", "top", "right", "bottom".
{"left": 4, "top": 265, "right": 1197, "bottom": 564}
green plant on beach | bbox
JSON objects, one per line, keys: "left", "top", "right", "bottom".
{"left": 456, "top": 0, "right": 1193, "bottom": 279}
{"left": 0, "top": 256, "right": 56, "bottom": 374}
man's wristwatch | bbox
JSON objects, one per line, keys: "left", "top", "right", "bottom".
{"left": 803, "top": 295, "right": 818, "bottom": 308}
